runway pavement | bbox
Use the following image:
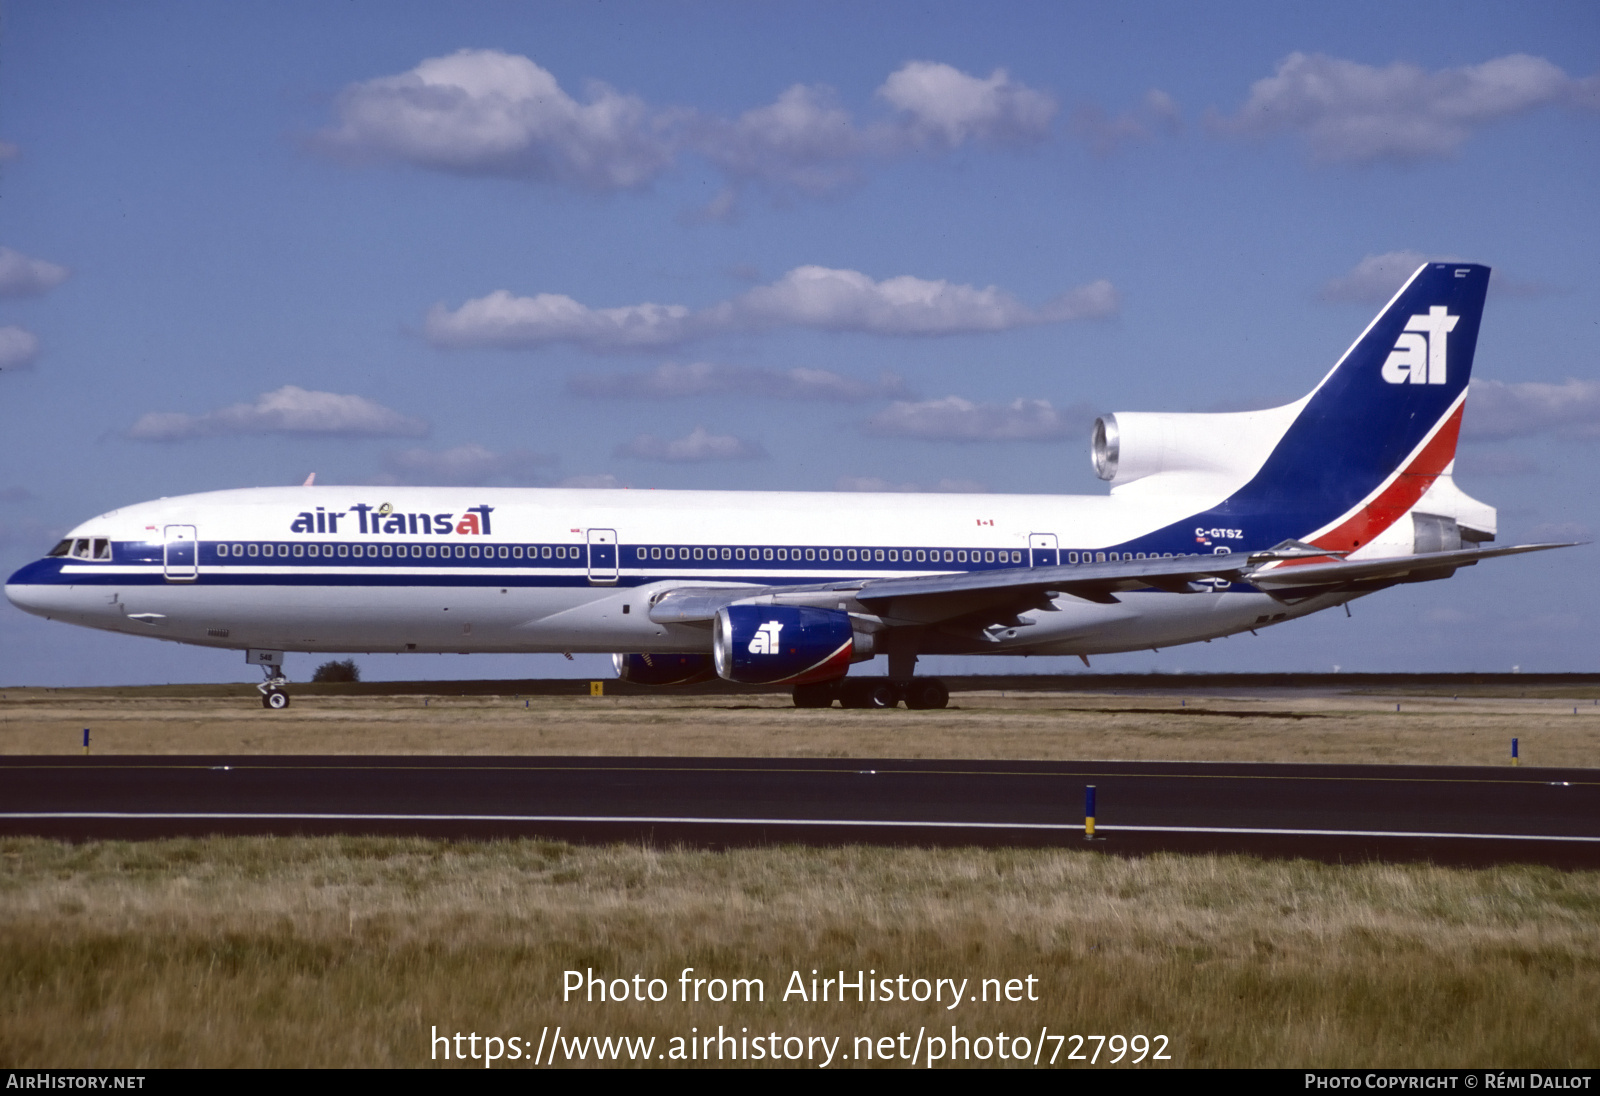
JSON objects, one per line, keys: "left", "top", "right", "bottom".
{"left": 3, "top": 755, "right": 1597, "bottom": 867}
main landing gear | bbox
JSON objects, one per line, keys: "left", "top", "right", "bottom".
{"left": 256, "top": 665, "right": 290, "bottom": 710}
{"left": 792, "top": 678, "right": 950, "bottom": 710}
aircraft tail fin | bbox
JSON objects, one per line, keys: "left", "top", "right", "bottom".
{"left": 1239, "top": 262, "right": 1491, "bottom": 554}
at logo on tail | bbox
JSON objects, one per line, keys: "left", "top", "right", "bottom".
{"left": 1382, "top": 306, "right": 1460, "bottom": 385}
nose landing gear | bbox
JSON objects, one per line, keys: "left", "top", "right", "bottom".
{"left": 250, "top": 650, "right": 290, "bottom": 710}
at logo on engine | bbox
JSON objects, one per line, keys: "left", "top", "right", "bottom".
{"left": 748, "top": 621, "right": 784, "bottom": 654}
{"left": 1381, "top": 306, "right": 1459, "bottom": 386}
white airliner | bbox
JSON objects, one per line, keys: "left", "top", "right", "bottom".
{"left": 5, "top": 263, "right": 1572, "bottom": 709}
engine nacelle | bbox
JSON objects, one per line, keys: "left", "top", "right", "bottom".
{"left": 611, "top": 652, "right": 716, "bottom": 687}
{"left": 712, "top": 605, "right": 854, "bottom": 685}
{"left": 1091, "top": 404, "right": 1302, "bottom": 494}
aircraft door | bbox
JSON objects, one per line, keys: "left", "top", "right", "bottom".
{"left": 586, "top": 528, "right": 619, "bottom": 585}
{"left": 163, "top": 525, "right": 199, "bottom": 582}
{"left": 1029, "top": 533, "right": 1059, "bottom": 568}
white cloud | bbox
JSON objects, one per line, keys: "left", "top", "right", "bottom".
{"left": 0, "top": 326, "right": 40, "bottom": 370}
{"left": 567, "top": 361, "right": 911, "bottom": 401}
{"left": 425, "top": 290, "right": 694, "bottom": 351}
{"left": 877, "top": 61, "right": 1056, "bottom": 149}
{"left": 1465, "top": 378, "right": 1600, "bottom": 441}
{"left": 0, "top": 247, "right": 70, "bottom": 298}
{"left": 379, "top": 444, "right": 555, "bottom": 486}
{"left": 315, "top": 49, "right": 676, "bottom": 190}
{"left": 428, "top": 266, "right": 1117, "bottom": 352}
{"left": 692, "top": 83, "right": 864, "bottom": 196}
{"left": 1321, "top": 251, "right": 1550, "bottom": 303}
{"left": 835, "top": 475, "right": 988, "bottom": 492}
{"left": 315, "top": 52, "right": 1057, "bottom": 204}
{"left": 1215, "top": 52, "right": 1600, "bottom": 164}
{"left": 1320, "top": 251, "right": 1443, "bottom": 303}
{"left": 864, "top": 396, "right": 1091, "bottom": 442}
{"left": 613, "top": 425, "right": 766, "bottom": 462}
{"left": 725, "top": 266, "right": 1117, "bottom": 335}
{"left": 127, "top": 386, "right": 430, "bottom": 441}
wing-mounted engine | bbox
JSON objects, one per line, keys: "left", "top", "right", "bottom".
{"left": 1092, "top": 403, "right": 1304, "bottom": 498}
{"left": 712, "top": 605, "right": 855, "bottom": 685}
{"left": 612, "top": 652, "right": 716, "bottom": 687}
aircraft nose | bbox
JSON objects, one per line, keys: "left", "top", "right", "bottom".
{"left": 6, "top": 559, "right": 71, "bottom": 619}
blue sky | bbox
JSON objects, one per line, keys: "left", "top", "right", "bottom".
{"left": 3, "top": 1, "right": 1598, "bottom": 685}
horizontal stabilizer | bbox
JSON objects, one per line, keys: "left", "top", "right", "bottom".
{"left": 1247, "top": 541, "right": 1579, "bottom": 591}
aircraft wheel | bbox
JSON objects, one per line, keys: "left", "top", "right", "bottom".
{"left": 792, "top": 682, "right": 837, "bottom": 708}
{"left": 836, "top": 680, "right": 869, "bottom": 709}
{"left": 904, "top": 679, "right": 949, "bottom": 710}
{"left": 862, "top": 682, "right": 900, "bottom": 709}
{"left": 263, "top": 689, "right": 290, "bottom": 710}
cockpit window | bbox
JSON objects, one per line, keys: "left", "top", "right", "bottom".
{"left": 58, "top": 537, "right": 112, "bottom": 561}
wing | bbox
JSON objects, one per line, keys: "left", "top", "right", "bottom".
{"left": 646, "top": 540, "right": 1580, "bottom": 633}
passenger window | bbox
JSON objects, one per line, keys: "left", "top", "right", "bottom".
{"left": 541, "top": 546, "right": 551, "bottom": 559}
{"left": 805, "top": 548, "right": 815, "bottom": 561}
{"left": 381, "top": 545, "right": 392, "bottom": 558}
{"left": 456, "top": 546, "right": 466, "bottom": 559}
{"left": 694, "top": 547, "right": 704, "bottom": 560}
{"left": 233, "top": 544, "right": 244, "bottom": 557}
{"left": 887, "top": 549, "right": 897, "bottom": 562}
{"left": 762, "top": 548, "right": 773, "bottom": 560}
{"left": 874, "top": 549, "right": 885, "bottom": 562}
{"left": 294, "top": 544, "right": 305, "bottom": 558}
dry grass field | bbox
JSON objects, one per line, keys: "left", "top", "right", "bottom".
{"left": 2, "top": 684, "right": 1596, "bottom": 1068}
{"left": 2, "top": 685, "right": 1598, "bottom": 766}
{"left": 2, "top": 836, "right": 1597, "bottom": 1069}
